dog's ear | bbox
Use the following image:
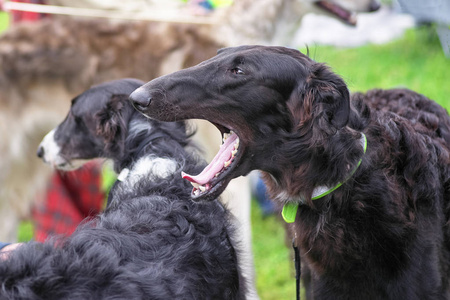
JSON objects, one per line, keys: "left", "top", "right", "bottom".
{"left": 95, "top": 94, "right": 131, "bottom": 155}
{"left": 288, "top": 63, "right": 350, "bottom": 135}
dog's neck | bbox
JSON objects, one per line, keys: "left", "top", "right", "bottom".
{"left": 113, "top": 117, "right": 181, "bottom": 181}
{"left": 263, "top": 128, "right": 367, "bottom": 208}
{"left": 105, "top": 116, "right": 205, "bottom": 209}
{"left": 281, "top": 133, "right": 367, "bottom": 222}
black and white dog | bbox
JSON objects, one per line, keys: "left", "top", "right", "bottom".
{"left": 0, "top": 79, "right": 245, "bottom": 299}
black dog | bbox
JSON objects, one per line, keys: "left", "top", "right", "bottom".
{"left": 0, "top": 79, "right": 245, "bottom": 299}
{"left": 130, "top": 46, "right": 450, "bottom": 299}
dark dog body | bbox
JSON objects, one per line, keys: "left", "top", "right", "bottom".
{"left": 0, "top": 79, "right": 244, "bottom": 299}
{"left": 130, "top": 46, "right": 450, "bottom": 299}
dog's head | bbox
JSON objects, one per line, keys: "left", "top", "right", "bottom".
{"left": 37, "top": 78, "right": 144, "bottom": 171}
{"left": 130, "top": 46, "right": 350, "bottom": 201}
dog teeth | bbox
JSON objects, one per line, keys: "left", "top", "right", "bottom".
{"left": 222, "top": 131, "right": 237, "bottom": 144}
{"left": 192, "top": 182, "right": 207, "bottom": 192}
{"left": 234, "top": 139, "right": 239, "bottom": 149}
{"left": 223, "top": 132, "right": 231, "bottom": 143}
{"left": 224, "top": 160, "right": 231, "bottom": 168}
{"left": 231, "top": 149, "right": 237, "bottom": 157}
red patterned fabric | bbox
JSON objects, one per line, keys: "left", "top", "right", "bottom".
{"left": 3, "top": 1, "right": 105, "bottom": 242}
{"left": 32, "top": 162, "right": 105, "bottom": 242}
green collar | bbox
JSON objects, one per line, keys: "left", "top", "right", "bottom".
{"left": 282, "top": 133, "right": 367, "bottom": 223}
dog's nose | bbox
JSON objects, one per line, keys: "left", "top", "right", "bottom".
{"left": 369, "top": 0, "right": 381, "bottom": 12}
{"left": 37, "top": 146, "right": 44, "bottom": 159}
{"left": 129, "top": 88, "right": 152, "bottom": 109}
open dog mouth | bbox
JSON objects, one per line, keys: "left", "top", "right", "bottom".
{"left": 315, "top": 1, "right": 357, "bottom": 26}
{"left": 182, "top": 129, "right": 241, "bottom": 201}
{"left": 43, "top": 157, "right": 89, "bottom": 172}
{"left": 54, "top": 161, "right": 79, "bottom": 171}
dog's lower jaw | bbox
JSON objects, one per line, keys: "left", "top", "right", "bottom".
{"left": 53, "top": 159, "right": 92, "bottom": 171}
{"left": 272, "top": 190, "right": 307, "bottom": 206}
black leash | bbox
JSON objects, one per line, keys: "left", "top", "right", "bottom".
{"left": 293, "top": 238, "right": 301, "bottom": 300}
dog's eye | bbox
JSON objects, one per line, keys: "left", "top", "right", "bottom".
{"left": 230, "top": 67, "right": 245, "bottom": 75}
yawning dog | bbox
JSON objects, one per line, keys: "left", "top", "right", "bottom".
{"left": 0, "top": 79, "right": 246, "bottom": 299}
{"left": 129, "top": 46, "right": 450, "bottom": 299}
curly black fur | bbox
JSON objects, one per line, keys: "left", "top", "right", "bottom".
{"left": 1, "top": 79, "right": 244, "bottom": 299}
{"left": 130, "top": 46, "right": 450, "bottom": 299}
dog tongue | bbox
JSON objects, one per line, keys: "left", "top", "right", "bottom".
{"left": 182, "top": 132, "right": 238, "bottom": 185}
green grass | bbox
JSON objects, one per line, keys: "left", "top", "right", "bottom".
{"left": 302, "top": 26, "right": 450, "bottom": 108}
{"left": 17, "top": 221, "right": 34, "bottom": 243}
{"left": 14, "top": 25, "right": 450, "bottom": 298}
{"left": 251, "top": 199, "right": 298, "bottom": 299}
{"left": 0, "top": 12, "right": 9, "bottom": 32}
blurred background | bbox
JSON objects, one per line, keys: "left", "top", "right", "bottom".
{"left": 0, "top": 0, "right": 449, "bottom": 298}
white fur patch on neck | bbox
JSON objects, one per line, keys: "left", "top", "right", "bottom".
{"left": 123, "top": 156, "right": 178, "bottom": 184}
